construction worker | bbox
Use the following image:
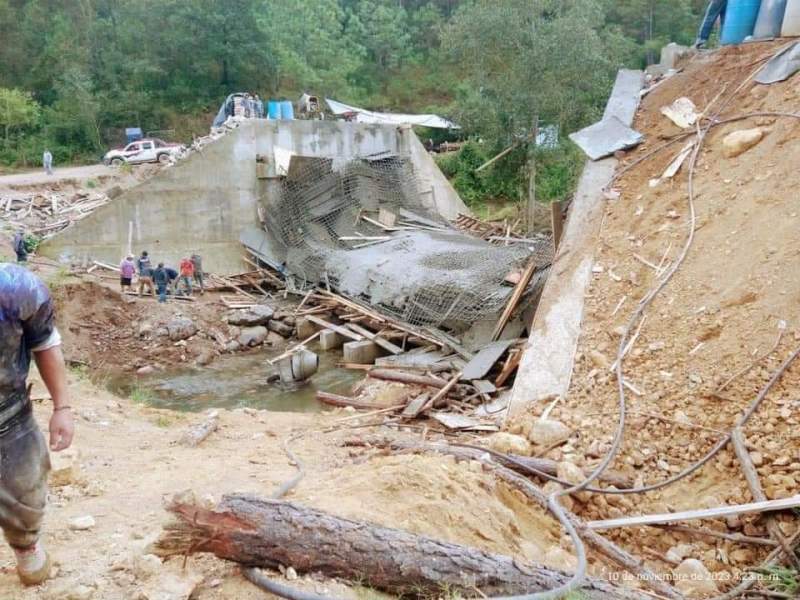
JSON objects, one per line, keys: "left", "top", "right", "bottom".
{"left": 153, "top": 262, "right": 169, "bottom": 303}
{"left": 137, "top": 251, "right": 154, "bottom": 297}
{"left": 178, "top": 257, "right": 194, "bottom": 296}
{"left": 119, "top": 254, "right": 136, "bottom": 294}
{"left": 190, "top": 253, "right": 204, "bottom": 295}
{"left": 695, "top": 0, "right": 727, "bottom": 48}
{"left": 0, "top": 263, "right": 74, "bottom": 586}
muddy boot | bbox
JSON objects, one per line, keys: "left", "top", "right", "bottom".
{"left": 14, "top": 541, "right": 51, "bottom": 586}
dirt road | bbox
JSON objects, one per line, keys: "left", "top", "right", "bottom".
{"left": 0, "top": 164, "right": 114, "bottom": 189}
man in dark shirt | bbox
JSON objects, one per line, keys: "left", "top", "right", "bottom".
{"left": 0, "top": 263, "right": 73, "bottom": 586}
{"left": 153, "top": 262, "right": 169, "bottom": 303}
{"left": 13, "top": 230, "right": 28, "bottom": 263}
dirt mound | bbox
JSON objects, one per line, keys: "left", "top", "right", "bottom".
{"left": 295, "top": 453, "right": 566, "bottom": 567}
{"left": 530, "top": 40, "right": 800, "bottom": 587}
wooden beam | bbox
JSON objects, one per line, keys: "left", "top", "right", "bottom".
{"left": 491, "top": 256, "right": 539, "bottom": 342}
{"left": 345, "top": 322, "right": 403, "bottom": 355}
{"left": 305, "top": 316, "right": 363, "bottom": 341}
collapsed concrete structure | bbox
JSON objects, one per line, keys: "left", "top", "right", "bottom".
{"left": 42, "top": 119, "right": 552, "bottom": 347}
{"left": 43, "top": 120, "right": 468, "bottom": 274}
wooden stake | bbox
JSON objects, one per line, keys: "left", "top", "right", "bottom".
{"left": 731, "top": 427, "right": 800, "bottom": 570}
{"left": 491, "top": 256, "right": 539, "bottom": 342}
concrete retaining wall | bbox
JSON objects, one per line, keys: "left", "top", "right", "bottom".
{"left": 43, "top": 120, "right": 468, "bottom": 274}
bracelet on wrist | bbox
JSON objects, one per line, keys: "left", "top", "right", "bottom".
{"left": 53, "top": 406, "right": 72, "bottom": 412}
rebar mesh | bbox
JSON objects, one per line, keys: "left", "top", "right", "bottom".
{"left": 266, "top": 154, "right": 553, "bottom": 335}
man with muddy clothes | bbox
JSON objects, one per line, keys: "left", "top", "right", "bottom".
{"left": 0, "top": 263, "right": 74, "bottom": 586}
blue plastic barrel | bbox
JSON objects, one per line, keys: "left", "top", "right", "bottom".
{"left": 267, "top": 100, "right": 280, "bottom": 120}
{"left": 754, "top": 0, "right": 787, "bottom": 37}
{"left": 721, "top": 0, "right": 763, "bottom": 44}
{"left": 280, "top": 101, "right": 294, "bottom": 121}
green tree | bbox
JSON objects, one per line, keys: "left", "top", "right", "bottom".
{"left": 0, "top": 88, "right": 40, "bottom": 145}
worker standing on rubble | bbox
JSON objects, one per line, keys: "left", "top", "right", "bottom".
{"left": 0, "top": 263, "right": 74, "bottom": 586}
{"left": 137, "top": 251, "right": 154, "bottom": 297}
{"left": 153, "top": 262, "right": 169, "bottom": 303}
{"left": 190, "top": 253, "right": 204, "bottom": 295}
{"left": 254, "top": 95, "right": 264, "bottom": 118}
{"left": 695, "top": 0, "right": 727, "bottom": 48}
{"left": 178, "top": 257, "right": 194, "bottom": 296}
{"left": 119, "top": 254, "right": 136, "bottom": 294}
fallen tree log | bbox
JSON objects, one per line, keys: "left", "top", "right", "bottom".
{"left": 154, "top": 494, "right": 649, "bottom": 599}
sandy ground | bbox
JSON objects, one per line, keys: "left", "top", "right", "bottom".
{"left": 0, "top": 371, "right": 569, "bottom": 600}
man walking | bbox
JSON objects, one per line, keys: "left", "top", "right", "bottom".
{"left": 190, "top": 253, "right": 204, "bottom": 295}
{"left": 0, "top": 262, "right": 74, "bottom": 586}
{"left": 695, "top": 0, "right": 727, "bottom": 48}
{"left": 119, "top": 254, "right": 136, "bottom": 294}
{"left": 153, "top": 262, "right": 169, "bottom": 303}
{"left": 137, "top": 251, "right": 154, "bottom": 297}
{"left": 13, "top": 230, "right": 28, "bottom": 263}
{"left": 178, "top": 256, "right": 194, "bottom": 296}
{"left": 42, "top": 150, "right": 53, "bottom": 176}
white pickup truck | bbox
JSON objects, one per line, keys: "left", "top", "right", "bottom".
{"left": 103, "top": 138, "right": 184, "bottom": 166}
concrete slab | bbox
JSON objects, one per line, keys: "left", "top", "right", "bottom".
{"left": 569, "top": 116, "right": 643, "bottom": 161}
{"left": 319, "top": 329, "right": 345, "bottom": 351}
{"left": 506, "top": 69, "right": 644, "bottom": 422}
{"left": 343, "top": 340, "right": 385, "bottom": 365}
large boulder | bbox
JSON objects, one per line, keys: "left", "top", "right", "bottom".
{"left": 238, "top": 326, "right": 268, "bottom": 347}
{"left": 227, "top": 305, "right": 274, "bottom": 327}
{"left": 166, "top": 318, "right": 197, "bottom": 342}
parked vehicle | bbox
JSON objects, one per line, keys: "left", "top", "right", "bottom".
{"left": 103, "top": 138, "right": 184, "bottom": 166}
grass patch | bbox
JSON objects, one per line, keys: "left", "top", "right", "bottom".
{"left": 86, "top": 179, "right": 97, "bottom": 188}
{"left": 68, "top": 364, "right": 90, "bottom": 381}
{"left": 129, "top": 385, "right": 156, "bottom": 406}
{"left": 153, "top": 414, "right": 173, "bottom": 428}
{"left": 755, "top": 565, "right": 800, "bottom": 596}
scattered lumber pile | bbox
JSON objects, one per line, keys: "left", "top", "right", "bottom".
{"left": 1, "top": 192, "right": 111, "bottom": 239}
{"left": 454, "top": 212, "right": 528, "bottom": 246}
{"left": 154, "top": 494, "right": 650, "bottom": 600}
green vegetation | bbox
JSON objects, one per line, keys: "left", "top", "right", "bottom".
{"left": 0, "top": 0, "right": 709, "bottom": 207}
{"left": 756, "top": 565, "right": 800, "bottom": 596}
{"left": 129, "top": 385, "right": 156, "bottom": 406}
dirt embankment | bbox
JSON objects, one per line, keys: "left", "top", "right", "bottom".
{"left": 512, "top": 41, "right": 800, "bottom": 592}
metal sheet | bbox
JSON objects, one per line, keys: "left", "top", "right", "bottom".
{"left": 755, "top": 41, "right": 800, "bottom": 84}
{"left": 569, "top": 116, "right": 644, "bottom": 161}
{"left": 460, "top": 339, "right": 514, "bottom": 381}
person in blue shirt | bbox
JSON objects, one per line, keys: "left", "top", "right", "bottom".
{"left": 0, "top": 263, "right": 74, "bottom": 586}
{"left": 695, "top": 0, "right": 727, "bottom": 48}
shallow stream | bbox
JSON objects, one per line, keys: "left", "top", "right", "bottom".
{"left": 107, "top": 345, "right": 362, "bottom": 413}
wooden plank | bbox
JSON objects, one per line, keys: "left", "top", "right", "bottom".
{"left": 460, "top": 340, "right": 514, "bottom": 381}
{"left": 587, "top": 496, "right": 800, "bottom": 531}
{"left": 417, "top": 371, "right": 463, "bottom": 414}
{"left": 345, "top": 323, "right": 403, "bottom": 355}
{"left": 491, "top": 256, "right": 539, "bottom": 342}
{"left": 402, "top": 394, "right": 431, "bottom": 418}
{"left": 495, "top": 349, "right": 523, "bottom": 387}
{"left": 306, "top": 315, "right": 363, "bottom": 341}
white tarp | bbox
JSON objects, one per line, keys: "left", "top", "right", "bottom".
{"left": 325, "top": 98, "right": 459, "bottom": 129}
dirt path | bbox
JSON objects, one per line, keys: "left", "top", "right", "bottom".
{"left": 0, "top": 165, "right": 115, "bottom": 189}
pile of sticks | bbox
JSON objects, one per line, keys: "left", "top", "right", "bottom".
{"left": 453, "top": 213, "right": 525, "bottom": 246}
{"left": 2, "top": 192, "right": 110, "bottom": 239}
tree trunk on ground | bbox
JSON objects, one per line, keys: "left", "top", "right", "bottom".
{"left": 154, "top": 494, "right": 649, "bottom": 599}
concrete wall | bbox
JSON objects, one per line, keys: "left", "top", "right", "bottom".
{"left": 43, "top": 120, "right": 468, "bottom": 274}
{"left": 506, "top": 69, "right": 644, "bottom": 422}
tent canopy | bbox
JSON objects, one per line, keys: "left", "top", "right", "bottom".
{"left": 325, "top": 98, "right": 459, "bottom": 130}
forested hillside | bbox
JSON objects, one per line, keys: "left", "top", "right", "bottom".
{"left": 0, "top": 0, "right": 708, "bottom": 206}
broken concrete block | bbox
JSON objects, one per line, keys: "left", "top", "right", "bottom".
{"left": 343, "top": 340, "right": 383, "bottom": 365}
{"left": 722, "top": 128, "right": 766, "bottom": 158}
{"left": 319, "top": 329, "right": 345, "bottom": 350}
{"left": 267, "top": 319, "right": 294, "bottom": 338}
{"left": 660, "top": 42, "right": 691, "bottom": 69}
{"left": 296, "top": 317, "right": 317, "bottom": 339}
{"left": 238, "top": 326, "right": 268, "bottom": 347}
{"left": 227, "top": 305, "right": 273, "bottom": 327}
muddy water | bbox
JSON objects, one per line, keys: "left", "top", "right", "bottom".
{"left": 108, "top": 346, "right": 362, "bottom": 413}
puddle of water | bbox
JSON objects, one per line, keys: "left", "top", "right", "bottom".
{"left": 106, "top": 344, "right": 363, "bottom": 413}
